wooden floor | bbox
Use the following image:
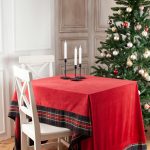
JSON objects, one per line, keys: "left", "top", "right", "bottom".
{"left": 0, "top": 138, "right": 150, "bottom": 150}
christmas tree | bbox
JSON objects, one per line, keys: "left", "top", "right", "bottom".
{"left": 92, "top": 0, "right": 150, "bottom": 125}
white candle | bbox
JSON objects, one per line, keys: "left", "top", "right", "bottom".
{"left": 64, "top": 41, "right": 67, "bottom": 59}
{"left": 74, "top": 47, "right": 77, "bottom": 66}
{"left": 79, "top": 46, "right": 82, "bottom": 64}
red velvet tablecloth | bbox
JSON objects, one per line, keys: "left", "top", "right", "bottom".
{"left": 8, "top": 75, "right": 146, "bottom": 150}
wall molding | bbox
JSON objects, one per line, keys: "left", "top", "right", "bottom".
{"left": 0, "top": 69, "right": 6, "bottom": 135}
{"left": 0, "top": 0, "right": 3, "bottom": 54}
{"left": 59, "top": 0, "right": 88, "bottom": 33}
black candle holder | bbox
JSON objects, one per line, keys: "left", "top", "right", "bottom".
{"left": 60, "top": 59, "right": 70, "bottom": 80}
{"left": 71, "top": 65, "right": 81, "bottom": 81}
{"left": 76, "top": 64, "right": 86, "bottom": 79}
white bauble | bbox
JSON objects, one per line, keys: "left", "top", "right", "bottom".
{"left": 142, "top": 30, "right": 148, "bottom": 37}
{"left": 143, "top": 53, "right": 149, "bottom": 58}
{"left": 139, "top": 5, "right": 144, "bottom": 11}
{"left": 113, "top": 50, "right": 119, "bottom": 56}
{"left": 135, "top": 24, "right": 142, "bottom": 30}
{"left": 114, "top": 35, "right": 119, "bottom": 41}
{"left": 145, "top": 76, "right": 150, "bottom": 81}
{"left": 143, "top": 72, "right": 149, "bottom": 78}
{"left": 117, "top": 9, "right": 122, "bottom": 15}
{"left": 144, "top": 103, "right": 150, "bottom": 110}
{"left": 99, "top": 53, "right": 106, "bottom": 58}
{"left": 139, "top": 69, "right": 145, "bottom": 75}
{"left": 127, "top": 42, "right": 133, "bottom": 48}
{"left": 112, "top": 27, "right": 117, "bottom": 32}
{"left": 130, "top": 54, "right": 137, "bottom": 60}
{"left": 127, "top": 59, "right": 133, "bottom": 67}
{"left": 106, "top": 54, "right": 111, "bottom": 58}
{"left": 126, "top": 7, "right": 132, "bottom": 13}
{"left": 138, "top": 90, "right": 141, "bottom": 95}
{"left": 145, "top": 50, "right": 150, "bottom": 57}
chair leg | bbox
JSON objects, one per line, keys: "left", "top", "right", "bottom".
{"left": 34, "top": 139, "right": 41, "bottom": 150}
{"left": 57, "top": 138, "right": 62, "bottom": 150}
{"left": 21, "top": 132, "right": 28, "bottom": 150}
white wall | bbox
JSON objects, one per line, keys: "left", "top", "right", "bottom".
{"left": 0, "top": 0, "right": 55, "bottom": 140}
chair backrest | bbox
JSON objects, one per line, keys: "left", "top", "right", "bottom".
{"left": 13, "top": 66, "right": 40, "bottom": 139}
{"left": 19, "top": 55, "right": 55, "bottom": 79}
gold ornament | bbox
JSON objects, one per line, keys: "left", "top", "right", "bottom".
{"left": 112, "top": 27, "right": 117, "bottom": 32}
{"left": 127, "top": 58, "right": 133, "bottom": 67}
{"left": 139, "top": 69, "right": 145, "bottom": 75}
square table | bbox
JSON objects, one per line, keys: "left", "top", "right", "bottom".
{"left": 8, "top": 75, "right": 146, "bottom": 150}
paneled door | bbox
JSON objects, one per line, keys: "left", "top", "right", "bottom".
{"left": 55, "top": 0, "right": 115, "bottom": 74}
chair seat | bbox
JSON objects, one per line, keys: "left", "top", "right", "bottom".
{"left": 22, "top": 122, "right": 71, "bottom": 141}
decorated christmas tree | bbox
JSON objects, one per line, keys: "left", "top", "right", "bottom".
{"left": 92, "top": 0, "right": 150, "bottom": 125}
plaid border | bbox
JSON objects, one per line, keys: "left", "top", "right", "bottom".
{"left": 125, "top": 144, "right": 147, "bottom": 150}
{"left": 8, "top": 101, "right": 92, "bottom": 136}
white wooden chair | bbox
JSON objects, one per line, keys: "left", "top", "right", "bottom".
{"left": 19, "top": 55, "right": 55, "bottom": 79}
{"left": 13, "top": 66, "right": 71, "bottom": 150}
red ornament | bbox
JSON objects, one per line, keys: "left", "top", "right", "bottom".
{"left": 114, "top": 69, "right": 118, "bottom": 75}
{"left": 123, "top": 21, "right": 128, "bottom": 28}
{"left": 145, "top": 26, "right": 149, "bottom": 32}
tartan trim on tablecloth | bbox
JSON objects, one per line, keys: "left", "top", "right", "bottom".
{"left": 8, "top": 101, "right": 92, "bottom": 136}
{"left": 125, "top": 144, "right": 147, "bottom": 150}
